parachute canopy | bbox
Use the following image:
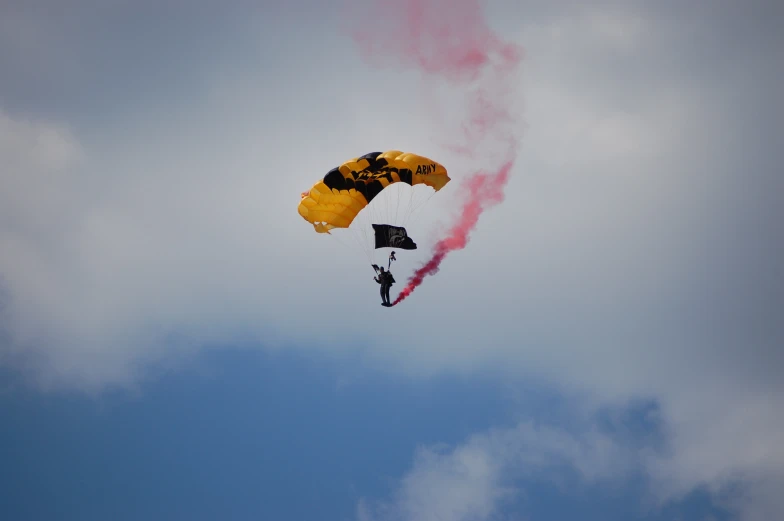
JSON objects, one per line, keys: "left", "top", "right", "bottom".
{"left": 298, "top": 150, "right": 450, "bottom": 234}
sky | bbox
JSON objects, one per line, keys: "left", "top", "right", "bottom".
{"left": 1, "top": 0, "right": 782, "bottom": 520}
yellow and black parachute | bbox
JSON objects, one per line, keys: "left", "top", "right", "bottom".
{"left": 298, "top": 150, "right": 450, "bottom": 263}
{"left": 298, "top": 150, "right": 450, "bottom": 233}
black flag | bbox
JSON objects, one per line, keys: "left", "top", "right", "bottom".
{"left": 372, "top": 224, "right": 417, "bottom": 250}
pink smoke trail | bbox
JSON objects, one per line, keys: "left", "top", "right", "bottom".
{"left": 392, "top": 161, "right": 513, "bottom": 304}
{"left": 348, "top": 0, "right": 524, "bottom": 305}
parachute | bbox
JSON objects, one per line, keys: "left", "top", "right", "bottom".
{"left": 298, "top": 150, "right": 450, "bottom": 264}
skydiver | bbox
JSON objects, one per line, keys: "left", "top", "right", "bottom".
{"left": 374, "top": 266, "right": 396, "bottom": 306}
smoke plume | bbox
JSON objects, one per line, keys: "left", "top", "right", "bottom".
{"left": 349, "top": 0, "right": 524, "bottom": 305}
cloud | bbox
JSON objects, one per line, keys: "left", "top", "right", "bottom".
{"left": 0, "top": 1, "right": 782, "bottom": 519}
{"left": 351, "top": 2, "right": 784, "bottom": 519}
{"left": 0, "top": 110, "right": 86, "bottom": 373}
{"left": 355, "top": 401, "right": 781, "bottom": 521}
{"left": 356, "top": 418, "right": 639, "bottom": 521}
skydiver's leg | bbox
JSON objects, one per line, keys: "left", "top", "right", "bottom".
{"left": 380, "top": 284, "right": 386, "bottom": 303}
{"left": 383, "top": 284, "right": 391, "bottom": 304}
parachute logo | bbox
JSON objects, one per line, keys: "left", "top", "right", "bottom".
{"left": 415, "top": 163, "right": 437, "bottom": 175}
{"left": 388, "top": 228, "right": 407, "bottom": 246}
{"left": 352, "top": 167, "right": 410, "bottom": 183}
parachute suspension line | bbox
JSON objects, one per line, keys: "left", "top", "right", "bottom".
{"left": 366, "top": 194, "right": 378, "bottom": 261}
{"left": 408, "top": 193, "right": 436, "bottom": 228}
{"left": 332, "top": 230, "right": 357, "bottom": 254}
{"left": 402, "top": 187, "right": 437, "bottom": 228}
{"left": 358, "top": 182, "right": 436, "bottom": 262}
{"left": 395, "top": 184, "right": 402, "bottom": 224}
{"left": 413, "top": 184, "right": 424, "bottom": 212}
{"left": 401, "top": 184, "right": 417, "bottom": 227}
{"left": 400, "top": 186, "right": 413, "bottom": 225}
{"left": 354, "top": 221, "right": 371, "bottom": 264}
{"left": 356, "top": 208, "right": 374, "bottom": 263}
{"left": 352, "top": 227, "right": 369, "bottom": 258}
{"left": 408, "top": 183, "right": 415, "bottom": 223}
{"left": 382, "top": 190, "right": 390, "bottom": 226}
{"left": 330, "top": 227, "right": 374, "bottom": 268}
{"left": 343, "top": 198, "right": 371, "bottom": 265}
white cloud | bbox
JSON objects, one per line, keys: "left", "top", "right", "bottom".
{"left": 357, "top": 420, "right": 637, "bottom": 521}
{"left": 355, "top": 401, "right": 781, "bottom": 521}
{"left": 0, "top": 110, "right": 84, "bottom": 224}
